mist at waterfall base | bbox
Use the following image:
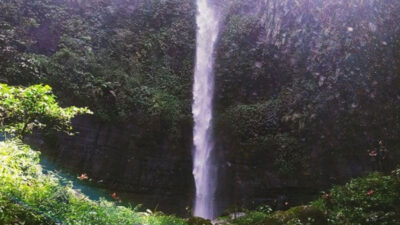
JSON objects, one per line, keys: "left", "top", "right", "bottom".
{"left": 192, "top": 0, "right": 221, "bottom": 220}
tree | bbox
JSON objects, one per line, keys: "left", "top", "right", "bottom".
{"left": 0, "top": 83, "right": 92, "bottom": 137}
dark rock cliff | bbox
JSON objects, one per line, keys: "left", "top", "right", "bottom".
{"left": 217, "top": 136, "right": 399, "bottom": 212}
{"left": 33, "top": 116, "right": 194, "bottom": 215}
{"left": 31, "top": 115, "right": 399, "bottom": 216}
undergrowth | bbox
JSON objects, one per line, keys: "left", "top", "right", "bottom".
{"left": 0, "top": 140, "right": 187, "bottom": 225}
{"left": 228, "top": 172, "right": 400, "bottom": 225}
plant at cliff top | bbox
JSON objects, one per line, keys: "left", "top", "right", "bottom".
{"left": 313, "top": 172, "right": 400, "bottom": 225}
{"left": 0, "top": 83, "right": 92, "bottom": 137}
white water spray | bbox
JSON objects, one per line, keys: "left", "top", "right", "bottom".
{"left": 192, "top": 0, "right": 220, "bottom": 220}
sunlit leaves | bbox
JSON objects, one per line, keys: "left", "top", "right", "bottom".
{"left": 0, "top": 83, "right": 92, "bottom": 137}
{"left": 315, "top": 173, "right": 400, "bottom": 225}
{"left": 0, "top": 140, "right": 188, "bottom": 225}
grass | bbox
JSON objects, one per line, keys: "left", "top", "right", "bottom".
{"left": 0, "top": 140, "right": 188, "bottom": 225}
{"left": 2, "top": 139, "right": 399, "bottom": 225}
{"left": 227, "top": 172, "right": 400, "bottom": 225}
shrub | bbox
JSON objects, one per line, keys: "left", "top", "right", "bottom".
{"left": 0, "top": 140, "right": 187, "bottom": 225}
{"left": 229, "top": 206, "right": 325, "bottom": 225}
{"left": 187, "top": 217, "right": 213, "bottom": 225}
{"left": 0, "top": 83, "right": 92, "bottom": 137}
{"left": 229, "top": 211, "right": 272, "bottom": 225}
{"left": 270, "top": 206, "right": 326, "bottom": 225}
{"left": 229, "top": 172, "right": 400, "bottom": 225}
{"left": 313, "top": 172, "right": 400, "bottom": 225}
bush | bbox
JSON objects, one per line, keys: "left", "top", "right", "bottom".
{"left": 187, "top": 217, "right": 213, "bottom": 225}
{"left": 229, "top": 211, "right": 272, "bottom": 225}
{"left": 270, "top": 206, "right": 326, "bottom": 225}
{"left": 313, "top": 172, "right": 400, "bottom": 225}
{"left": 0, "top": 83, "right": 92, "bottom": 137}
{"left": 228, "top": 206, "right": 325, "bottom": 225}
{"left": 228, "top": 172, "right": 400, "bottom": 225}
{"left": 0, "top": 140, "right": 187, "bottom": 225}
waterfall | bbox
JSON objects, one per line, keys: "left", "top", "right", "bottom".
{"left": 192, "top": 0, "right": 220, "bottom": 220}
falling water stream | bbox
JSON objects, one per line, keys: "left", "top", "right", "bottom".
{"left": 192, "top": 0, "right": 220, "bottom": 220}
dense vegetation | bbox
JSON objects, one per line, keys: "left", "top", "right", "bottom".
{"left": 1, "top": 0, "right": 400, "bottom": 223}
{"left": 0, "top": 0, "right": 196, "bottom": 150}
{"left": 0, "top": 83, "right": 187, "bottom": 224}
{"left": 228, "top": 172, "right": 400, "bottom": 225}
{"left": 0, "top": 140, "right": 188, "bottom": 225}
{"left": 2, "top": 0, "right": 400, "bottom": 178}
{"left": 0, "top": 83, "right": 91, "bottom": 137}
{"left": 1, "top": 137, "right": 399, "bottom": 224}
{"left": 216, "top": 0, "right": 400, "bottom": 177}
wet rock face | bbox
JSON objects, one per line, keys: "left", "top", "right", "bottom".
{"left": 32, "top": 115, "right": 400, "bottom": 215}
{"left": 218, "top": 140, "right": 399, "bottom": 212}
{"left": 37, "top": 116, "right": 194, "bottom": 215}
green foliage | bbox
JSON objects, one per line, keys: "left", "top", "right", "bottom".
{"left": 271, "top": 206, "right": 326, "bottom": 225}
{"left": 221, "top": 101, "right": 279, "bottom": 143}
{"left": 313, "top": 173, "right": 400, "bottom": 225}
{"left": 228, "top": 172, "right": 400, "bottom": 225}
{"left": 0, "top": 0, "right": 195, "bottom": 119}
{"left": 0, "top": 0, "right": 195, "bottom": 152}
{"left": 0, "top": 83, "right": 92, "bottom": 137}
{"left": 229, "top": 211, "right": 272, "bottom": 225}
{"left": 3, "top": 0, "right": 399, "bottom": 178}
{"left": 187, "top": 217, "right": 213, "bottom": 225}
{"left": 219, "top": 101, "right": 305, "bottom": 177}
{"left": 216, "top": 0, "right": 400, "bottom": 180}
{"left": 1, "top": 2, "right": 400, "bottom": 221}
{"left": 0, "top": 140, "right": 188, "bottom": 225}
{"left": 228, "top": 206, "right": 324, "bottom": 225}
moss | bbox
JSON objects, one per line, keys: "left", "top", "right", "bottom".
{"left": 271, "top": 206, "right": 327, "bottom": 225}
{"left": 228, "top": 206, "right": 326, "bottom": 225}
{"left": 0, "top": 140, "right": 188, "bottom": 225}
{"left": 313, "top": 172, "right": 400, "bottom": 225}
{"left": 229, "top": 211, "right": 272, "bottom": 225}
{"left": 187, "top": 217, "right": 213, "bottom": 225}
